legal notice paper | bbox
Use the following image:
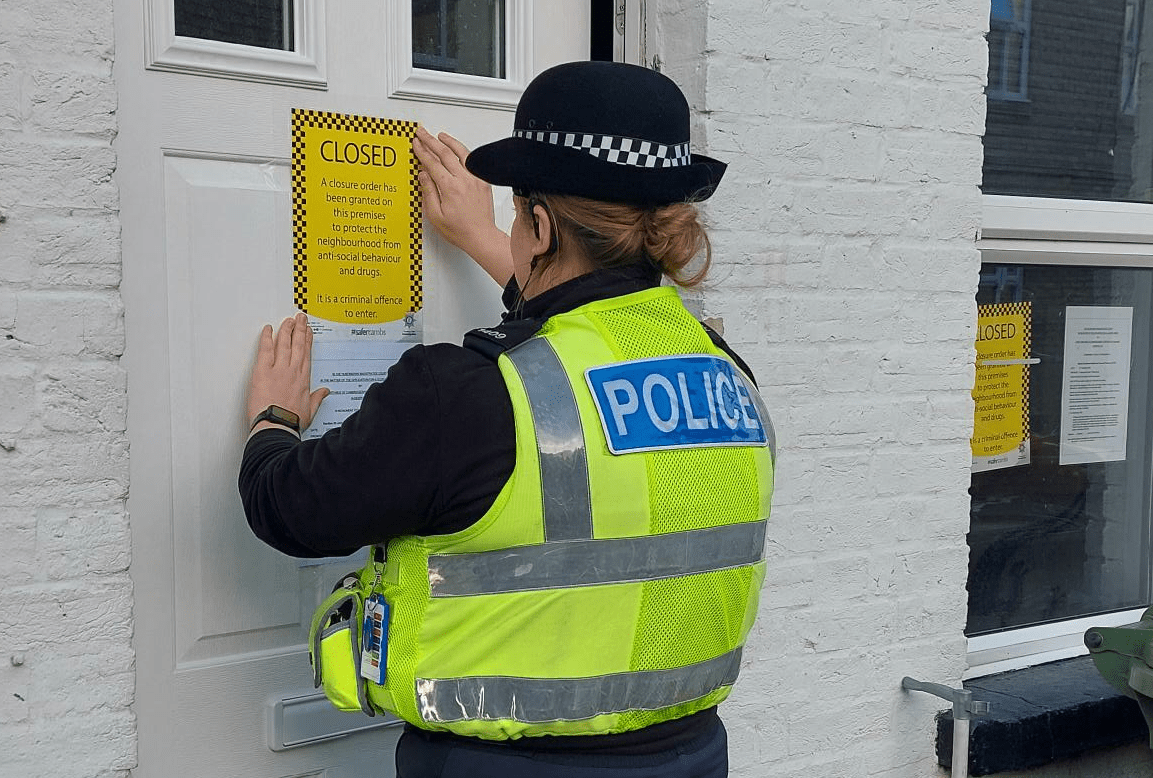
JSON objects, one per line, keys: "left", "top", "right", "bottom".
{"left": 1059, "top": 306, "right": 1134, "bottom": 465}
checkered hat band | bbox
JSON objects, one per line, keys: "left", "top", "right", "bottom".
{"left": 513, "top": 130, "right": 692, "bottom": 169}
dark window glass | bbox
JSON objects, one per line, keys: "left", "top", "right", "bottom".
{"left": 968, "top": 264, "right": 1153, "bottom": 635}
{"left": 174, "top": 0, "right": 294, "bottom": 51}
{"left": 988, "top": 0, "right": 1030, "bottom": 101}
{"left": 412, "top": 0, "right": 505, "bottom": 78}
{"left": 982, "top": 0, "right": 1153, "bottom": 203}
{"left": 590, "top": 0, "right": 616, "bottom": 62}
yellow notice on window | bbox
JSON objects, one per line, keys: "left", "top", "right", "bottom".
{"left": 972, "top": 302, "right": 1032, "bottom": 473}
{"left": 291, "top": 109, "right": 422, "bottom": 324}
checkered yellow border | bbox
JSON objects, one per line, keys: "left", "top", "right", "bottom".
{"left": 290, "top": 108, "right": 423, "bottom": 316}
{"left": 978, "top": 301, "right": 1032, "bottom": 440}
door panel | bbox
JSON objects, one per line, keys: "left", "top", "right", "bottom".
{"left": 163, "top": 154, "right": 304, "bottom": 663}
{"left": 119, "top": 1, "right": 590, "bottom": 774}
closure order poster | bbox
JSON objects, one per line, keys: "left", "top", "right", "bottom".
{"left": 292, "top": 108, "right": 422, "bottom": 323}
{"left": 972, "top": 302, "right": 1033, "bottom": 473}
{"left": 291, "top": 109, "right": 423, "bottom": 438}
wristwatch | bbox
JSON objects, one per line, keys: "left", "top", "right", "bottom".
{"left": 250, "top": 404, "right": 301, "bottom": 434}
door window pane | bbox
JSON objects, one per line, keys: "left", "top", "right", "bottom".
{"left": 968, "top": 264, "right": 1153, "bottom": 636}
{"left": 412, "top": 0, "right": 505, "bottom": 78}
{"left": 174, "top": 0, "right": 294, "bottom": 51}
{"left": 983, "top": 0, "right": 1153, "bottom": 203}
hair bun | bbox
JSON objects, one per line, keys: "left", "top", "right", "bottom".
{"left": 641, "top": 204, "right": 711, "bottom": 286}
{"left": 525, "top": 194, "right": 713, "bottom": 288}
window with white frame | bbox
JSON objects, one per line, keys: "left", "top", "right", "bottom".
{"left": 411, "top": 0, "right": 506, "bottom": 78}
{"left": 386, "top": 1, "right": 528, "bottom": 109}
{"left": 148, "top": 0, "right": 325, "bottom": 87}
{"left": 971, "top": 0, "right": 1153, "bottom": 676}
{"left": 970, "top": 254, "right": 1153, "bottom": 634}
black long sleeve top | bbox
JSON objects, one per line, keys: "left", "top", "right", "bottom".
{"left": 238, "top": 262, "right": 754, "bottom": 755}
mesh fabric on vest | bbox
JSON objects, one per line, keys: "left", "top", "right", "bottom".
{"left": 592, "top": 292, "right": 707, "bottom": 359}
{"left": 378, "top": 536, "right": 430, "bottom": 724}
{"left": 588, "top": 293, "right": 762, "bottom": 730}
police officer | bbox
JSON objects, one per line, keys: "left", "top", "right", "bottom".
{"left": 241, "top": 61, "right": 774, "bottom": 778}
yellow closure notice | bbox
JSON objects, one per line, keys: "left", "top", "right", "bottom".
{"left": 972, "top": 302, "right": 1031, "bottom": 461}
{"left": 291, "top": 109, "right": 423, "bottom": 324}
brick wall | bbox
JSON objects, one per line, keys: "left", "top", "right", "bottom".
{"left": 0, "top": 1, "right": 134, "bottom": 776}
{"left": 655, "top": 0, "right": 988, "bottom": 774}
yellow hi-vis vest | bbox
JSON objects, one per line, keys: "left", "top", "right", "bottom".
{"left": 315, "top": 286, "right": 775, "bottom": 740}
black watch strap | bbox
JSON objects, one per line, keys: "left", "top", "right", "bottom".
{"left": 250, "top": 404, "right": 302, "bottom": 433}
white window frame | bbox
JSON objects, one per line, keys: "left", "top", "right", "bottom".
{"left": 145, "top": 0, "right": 327, "bottom": 89}
{"left": 386, "top": 1, "right": 532, "bottom": 110}
{"left": 967, "top": 194, "right": 1153, "bottom": 678}
{"left": 966, "top": 608, "right": 1148, "bottom": 679}
{"left": 981, "top": 194, "right": 1153, "bottom": 251}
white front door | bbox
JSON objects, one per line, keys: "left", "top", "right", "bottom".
{"left": 117, "top": 2, "right": 588, "bottom": 775}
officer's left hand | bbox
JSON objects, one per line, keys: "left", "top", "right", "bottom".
{"left": 245, "top": 312, "right": 330, "bottom": 434}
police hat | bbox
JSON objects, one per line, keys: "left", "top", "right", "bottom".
{"left": 465, "top": 61, "right": 726, "bottom": 205}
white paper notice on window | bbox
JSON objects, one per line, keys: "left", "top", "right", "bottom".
{"left": 1059, "top": 306, "right": 1134, "bottom": 465}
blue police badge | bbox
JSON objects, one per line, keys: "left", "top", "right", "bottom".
{"left": 585, "top": 355, "right": 768, "bottom": 454}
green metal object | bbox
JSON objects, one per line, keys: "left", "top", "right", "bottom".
{"left": 1085, "top": 606, "right": 1153, "bottom": 748}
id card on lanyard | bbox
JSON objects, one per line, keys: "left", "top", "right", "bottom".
{"left": 360, "top": 594, "right": 388, "bottom": 684}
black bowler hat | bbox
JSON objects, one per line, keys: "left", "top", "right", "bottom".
{"left": 466, "top": 61, "right": 726, "bottom": 205}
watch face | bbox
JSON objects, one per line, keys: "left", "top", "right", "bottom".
{"left": 254, "top": 405, "right": 301, "bottom": 432}
{"left": 269, "top": 406, "right": 300, "bottom": 426}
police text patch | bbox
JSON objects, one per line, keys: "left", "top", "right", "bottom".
{"left": 585, "top": 355, "right": 768, "bottom": 454}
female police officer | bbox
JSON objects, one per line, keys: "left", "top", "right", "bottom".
{"left": 241, "top": 61, "right": 774, "bottom": 778}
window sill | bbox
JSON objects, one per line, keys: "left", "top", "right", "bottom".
{"left": 936, "top": 657, "right": 1148, "bottom": 775}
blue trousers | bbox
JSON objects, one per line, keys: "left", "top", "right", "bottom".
{"left": 394, "top": 718, "right": 728, "bottom": 778}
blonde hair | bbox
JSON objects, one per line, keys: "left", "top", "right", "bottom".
{"left": 522, "top": 194, "right": 713, "bottom": 287}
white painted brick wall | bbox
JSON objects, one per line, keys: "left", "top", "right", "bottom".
{"left": 0, "top": 1, "right": 133, "bottom": 777}
{"left": 657, "top": 0, "right": 986, "bottom": 774}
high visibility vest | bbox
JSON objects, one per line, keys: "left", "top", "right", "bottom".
{"left": 313, "top": 286, "right": 775, "bottom": 740}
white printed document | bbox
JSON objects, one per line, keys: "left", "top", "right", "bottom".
{"left": 1059, "top": 306, "right": 1133, "bottom": 465}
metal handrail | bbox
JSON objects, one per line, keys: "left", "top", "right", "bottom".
{"left": 902, "top": 677, "right": 990, "bottom": 778}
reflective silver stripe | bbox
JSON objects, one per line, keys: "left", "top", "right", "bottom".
{"left": 504, "top": 337, "right": 593, "bottom": 542}
{"left": 416, "top": 646, "right": 742, "bottom": 724}
{"left": 428, "top": 520, "right": 766, "bottom": 597}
